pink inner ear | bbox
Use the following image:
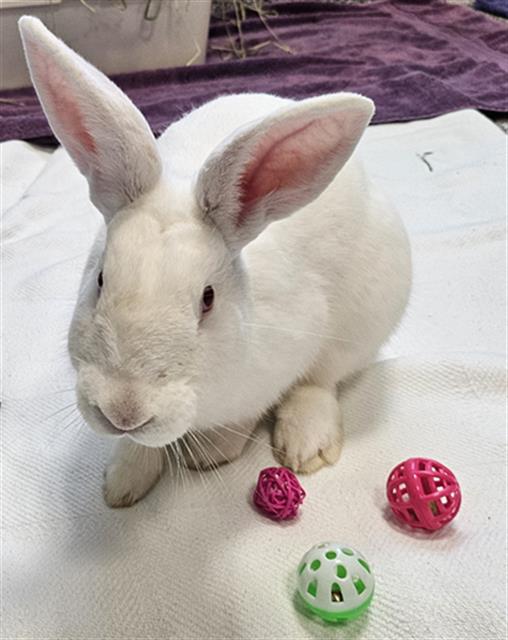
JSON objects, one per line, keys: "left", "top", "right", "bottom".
{"left": 29, "top": 39, "right": 96, "bottom": 158}
{"left": 238, "top": 114, "right": 345, "bottom": 223}
{"left": 54, "top": 89, "right": 97, "bottom": 155}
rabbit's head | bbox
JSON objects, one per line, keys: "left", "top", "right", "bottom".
{"left": 19, "top": 17, "right": 373, "bottom": 447}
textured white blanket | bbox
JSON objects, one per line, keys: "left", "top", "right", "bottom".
{"left": 2, "top": 110, "right": 506, "bottom": 639}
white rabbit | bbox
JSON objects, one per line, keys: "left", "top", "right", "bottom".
{"left": 19, "top": 17, "right": 411, "bottom": 507}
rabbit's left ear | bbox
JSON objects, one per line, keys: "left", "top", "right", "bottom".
{"left": 196, "top": 93, "right": 374, "bottom": 253}
{"left": 18, "top": 16, "right": 162, "bottom": 221}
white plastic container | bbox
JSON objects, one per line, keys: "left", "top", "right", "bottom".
{"left": 0, "top": 0, "right": 212, "bottom": 90}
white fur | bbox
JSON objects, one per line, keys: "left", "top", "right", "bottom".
{"left": 19, "top": 17, "right": 411, "bottom": 507}
{"left": 274, "top": 385, "right": 343, "bottom": 474}
{"left": 103, "top": 439, "right": 165, "bottom": 507}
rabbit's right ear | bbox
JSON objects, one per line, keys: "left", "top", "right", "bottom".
{"left": 196, "top": 93, "right": 374, "bottom": 253}
{"left": 18, "top": 17, "right": 162, "bottom": 222}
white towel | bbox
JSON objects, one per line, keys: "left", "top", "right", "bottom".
{"left": 2, "top": 110, "right": 506, "bottom": 639}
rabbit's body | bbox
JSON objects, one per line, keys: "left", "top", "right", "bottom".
{"left": 157, "top": 94, "right": 410, "bottom": 430}
{"left": 19, "top": 18, "right": 411, "bottom": 507}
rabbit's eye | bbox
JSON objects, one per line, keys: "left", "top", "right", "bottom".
{"left": 97, "top": 271, "right": 103, "bottom": 289}
{"left": 201, "top": 285, "right": 214, "bottom": 314}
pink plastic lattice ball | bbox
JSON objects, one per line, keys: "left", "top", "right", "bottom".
{"left": 253, "top": 466, "right": 306, "bottom": 521}
{"left": 386, "top": 457, "right": 461, "bottom": 531}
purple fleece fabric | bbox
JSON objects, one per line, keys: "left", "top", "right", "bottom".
{"left": 475, "top": 0, "right": 508, "bottom": 19}
{"left": 1, "top": 0, "right": 507, "bottom": 144}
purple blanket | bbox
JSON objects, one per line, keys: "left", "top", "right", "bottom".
{"left": 475, "top": 0, "right": 508, "bottom": 19}
{"left": 1, "top": 0, "right": 507, "bottom": 144}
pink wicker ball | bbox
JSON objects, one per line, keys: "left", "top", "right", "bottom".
{"left": 386, "top": 457, "right": 461, "bottom": 531}
{"left": 253, "top": 466, "right": 306, "bottom": 521}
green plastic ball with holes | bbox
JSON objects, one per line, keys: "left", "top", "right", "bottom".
{"left": 296, "top": 542, "right": 375, "bottom": 622}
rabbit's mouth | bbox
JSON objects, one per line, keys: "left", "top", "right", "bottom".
{"left": 76, "top": 398, "right": 128, "bottom": 439}
{"left": 91, "top": 405, "right": 124, "bottom": 436}
{"left": 76, "top": 380, "right": 197, "bottom": 448}
{"left": 89, "top": 405, "right": 155, "bottom": 437}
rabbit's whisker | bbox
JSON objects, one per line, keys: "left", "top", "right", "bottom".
{"left": 172, "top": 440, "right": 187, "bottom": 492}
{"left": 162, "top": 444, "right": 173, "bottom": 476}
{"left": 212, "top": 422, "right": 283, "bottom": 456}
{"left": 181, "top": 436, "right": 212, "bottom": 496}
{"left": 241, "top": 321, "right": 357, "bottom": 345}
{"left": 45, "top": 412, "right": 84, "bottom": 451}
{"left": 189, "top": 431, "right": 228, "bottom": 491}
{"left": 196, "top": 429, "right": 233, "bottom": 467}
{"left": 174, "top": 440, "right": 189, "bottom": 492}
{"left": 43, "top": 402, "right": 78, "bottom": 423}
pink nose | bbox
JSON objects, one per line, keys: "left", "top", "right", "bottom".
{"left": 98, "top": 405, "right": 153, "bottom": 432}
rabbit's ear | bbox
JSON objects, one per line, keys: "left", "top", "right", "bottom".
{"left": 197, "top": 93, "right": 374, "bottom": 252}
{"left": 18, "top": 17, "right": 161, "bottom": 221}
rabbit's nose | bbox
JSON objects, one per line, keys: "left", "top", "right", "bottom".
{"left": 98, "top": 404, "right": 154, "bottom": 433}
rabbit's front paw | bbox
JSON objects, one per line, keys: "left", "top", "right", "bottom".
{"left": 103, "top": 440, "right": 165, "bottom": 508}
{"left": 274, "top": 385, "right": 343, "bottom": 474}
